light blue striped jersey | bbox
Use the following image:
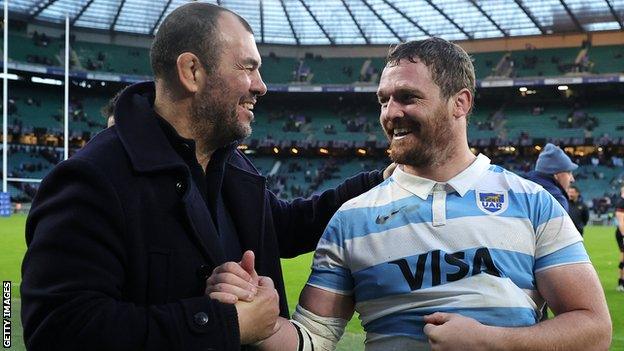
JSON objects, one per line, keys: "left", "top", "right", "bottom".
{"left": 306, "top": 154, "right": 588, "bottom": 350}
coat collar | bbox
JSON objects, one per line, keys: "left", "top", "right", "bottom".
{"left": 114, "top": 81, "right": 188, "bottom": 173}
{"left": 116, "top": 81, "right": 243, "bottom": 174}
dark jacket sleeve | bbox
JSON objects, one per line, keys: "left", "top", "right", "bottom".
{"left": 268, "top": 170, "right": 384, "bottom": 258}
{"left": 581, "top": 204, "right": 590, "bottom": 225}
{"left": 21, "top": 158, "right": 240, "bottom": 351}
{"left": 554, "top": 192, "right": 569, "bottom": 212}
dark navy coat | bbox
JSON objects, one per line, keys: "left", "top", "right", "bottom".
{"left": 524, "top": 170, "right": 569, "bottom": 211}
{"left": 21, "top": 82, "right": 383, "bottom": 351}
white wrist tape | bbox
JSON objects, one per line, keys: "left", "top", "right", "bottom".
{"left": 290, "top": 304, "right": 348, "bottom": 351}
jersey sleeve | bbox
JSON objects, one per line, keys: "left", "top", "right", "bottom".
{"left": 306, "top": 211, "right": 355, "bottom": 295}
{"left": 533, "top": 189, "right": 590, "bottom": 273}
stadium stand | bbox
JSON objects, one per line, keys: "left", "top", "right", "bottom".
{"left": 246, "top": 155, "right": 388, "bottom": 199}
{"left": 471, "top": 51, "right": 506, "bottom": 79}
{"left": 6, "top": 27, "right": 624, "bottom": 84}
{"left": 588, "top": 45, "right": 624, "bottom": 74}
{"left": 4, "top": 82, "right": 108, "bottom": 138}
{"left": 73, "top": 41, "right": 151, "bottom": 76}
{"left": 2, "top": 22, "right": 624, "bottom": 214}
{"left": 3, "top": 31, "right": 61, "bottom": 66}
{"left": 509, "top": 47, "right": 581, "bottom": 77}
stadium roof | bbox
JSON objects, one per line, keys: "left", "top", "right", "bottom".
{"left": 5, "top": 0, "right": 624, "bottom": 45}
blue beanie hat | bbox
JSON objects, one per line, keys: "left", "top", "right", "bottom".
{"left": 535, "top": 143, "right": 578, "bottom": 174}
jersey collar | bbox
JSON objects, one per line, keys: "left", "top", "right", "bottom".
{"left": 392, "top": 154, "right": 492, "bottom": 200}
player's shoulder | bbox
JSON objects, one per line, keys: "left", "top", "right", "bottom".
{"left": 338, "top": 176, "right": 407, "bottom": 213}
{"left": 482, "top": 164, "right": 545, "bottom": 195}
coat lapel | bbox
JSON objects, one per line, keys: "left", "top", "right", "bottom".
{"left": 115, "top": 81, "right": 226, "bottom": 265}
{"left": 223, "top": 163, "right": 266, "bottom": 263}
{"left": 181, "top": 180, "right": 226, "bottom": 265}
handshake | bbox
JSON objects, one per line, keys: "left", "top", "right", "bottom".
{"left": 205, "top": 251, "right": 281, "bottom": 345}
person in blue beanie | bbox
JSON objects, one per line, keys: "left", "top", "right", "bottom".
{"left": 525, "top": 143, "right": 578, "bottom": 212}
{"left": 524, "top": 143, "right": 579, "bottom": 321}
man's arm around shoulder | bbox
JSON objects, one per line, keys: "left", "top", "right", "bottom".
{"left": 269, "top": 169, "right": 385, "bottom": 258}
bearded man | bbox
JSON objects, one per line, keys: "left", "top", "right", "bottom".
{"left": 21, "top": 3, "right": 391, "bottom": 350}
{"left": 208, "top": 38, "right": 611, "bottom": 351}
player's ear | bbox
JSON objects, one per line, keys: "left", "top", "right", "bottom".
{"left": 451, "top": 88, "right": 472, "bottom": 119}
{"left": 176, "top": 52, "right": 201, "bottom": 94}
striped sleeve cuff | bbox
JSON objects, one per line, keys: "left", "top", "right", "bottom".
{"left": 534, "top": 242, "right": 590, "bottom": 273}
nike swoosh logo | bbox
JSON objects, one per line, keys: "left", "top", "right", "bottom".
{"left": 375, "top": 207, "right": 405, "bottom": 225}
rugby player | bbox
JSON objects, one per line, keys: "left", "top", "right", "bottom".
{"left": 208, "top": 37, "right": 611, "bottom": 351}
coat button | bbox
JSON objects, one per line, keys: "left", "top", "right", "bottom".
{"left": 197, "top": 264, "right": 212, "bottom": 280}
{"left": 175, "top": 180, "right": 187, "bottom": 195}
{"left": 193, "top": 312, "right": 209, "bottom": 326}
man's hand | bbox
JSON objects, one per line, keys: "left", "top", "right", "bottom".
{"left": 423, "top": 312, "right": 489, "bottom": 351}
{"left": 383, "top": 163, "right": 397, "bottom": 179}
{"left": 205, "top": 250, "right": 259, "bottom": 303}
{"left": 236, "top": 276, "right": 280, "bottom": 345}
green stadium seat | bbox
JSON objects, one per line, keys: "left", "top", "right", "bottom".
{"left": 73, "top": 41, "right": 152, "bottom": 76}
{"left": 588, "top": 45, "right": 624, "bottom": 74}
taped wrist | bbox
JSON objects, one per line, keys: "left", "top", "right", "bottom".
{"left": 290, "top": 304, "right": 347, "bottom": 351}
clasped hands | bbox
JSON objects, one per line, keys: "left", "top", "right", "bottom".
{"left": 205, "top": 251, "right": 280, "bottom": 345}
{"left": 205, "top": 250, "right": 491, "bottom": 350}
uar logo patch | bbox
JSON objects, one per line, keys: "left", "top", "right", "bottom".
{"left": 476, "top": 190, "right": 508, "bottom": 215}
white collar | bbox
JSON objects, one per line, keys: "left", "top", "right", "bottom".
{"left": 391, "top": 154, "right": 491, "bottom": 200}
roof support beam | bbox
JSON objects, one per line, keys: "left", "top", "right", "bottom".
{"left": 340, "top": 0, "right": 369, "bottom": 44}
{"left": 468, "top": 0, "right": 507, "bottom": 37}
{"left": 299, "top": 0, "right": 334, "bottom": 45}
{"left": 423, "top": 0, "right": 472, "bottom": 40}
{"left": 381, "top": 0, "right": 431, "bottom": 37}
{"left": 70, "top": 0, "right": 96, "bottom": 26}
{"left": 361, "top": 0, "right": 403, "bottom": 42}
{"left": 605, "top": 0, "right": 624, "bottom": 30}
{"left": 28, "top": 0, "right": 59, "bottom": 19}
{"left": 110, "top": 0, "right": 127, "bottom": 31}
{"left": 279, "top": 0, "right": 300, "bottom": 45}
{"left": 259, "top": 0, "right": 264, "bottom": 43}
{"left": 513, "top": 0, "right": 546, "bottom": 34}
{"left": 559, "top": 0, "right": 584, "bottom": 32}
{"left": 150, "top": 0, "right": 172, "bottom": 35}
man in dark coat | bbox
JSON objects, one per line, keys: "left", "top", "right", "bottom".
{"left": 567, "top": 185, "right": 590, "bottom": 236}
{"left": 524, "top": 143, "right": 578, "bottom": 212}
{"left": 523, "top": 143, "right": 578, "bottom": 321}
{"left": 21, "top": 4, "right": 387, "bottom": 350}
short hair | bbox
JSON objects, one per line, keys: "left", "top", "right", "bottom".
{"left": 386, "top": 37, "right": 476, "bottom": 102}
{"left": 150, "top": 2, "right": 253, "bottom": 87}
{"left": 569, "top": 185, "right": 580, "bottom": 193}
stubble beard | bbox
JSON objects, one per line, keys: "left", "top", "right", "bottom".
{"left": 389, "top": 105, "right": 456, "bottom": 169}
{"left": 189, "top": 75, "right": 252, "bottom": 154}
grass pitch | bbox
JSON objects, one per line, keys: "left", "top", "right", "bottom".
{"left": 1, "top": 214, "right": 623, "bottom": 350}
